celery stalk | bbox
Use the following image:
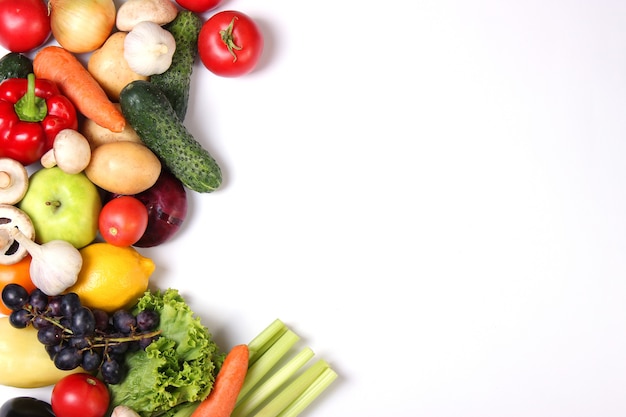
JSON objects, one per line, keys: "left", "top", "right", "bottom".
{"left": 253, "top": 359, "right": 330, "bottom": 417}
{"left": 277, "top": 367, "right": 338, "bottom": 417}
{"left": 247, "top": 319, "right": 288, "bottom": 366}
{"left": 231, "top": 347, "right": 315, "bottom": 417}
{"left": 236, "top": 329, "right": 300, "bottom": 402}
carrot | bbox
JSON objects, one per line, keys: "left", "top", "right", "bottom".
{"left": 191, "top": 344, "right": 250, "bottom": 417}
{"left": 33, "top": 46, "right": 126, "bottom": 133}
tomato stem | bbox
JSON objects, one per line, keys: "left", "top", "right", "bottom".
{"left": 220, "top": 16, "right": 243, "bottom": 62}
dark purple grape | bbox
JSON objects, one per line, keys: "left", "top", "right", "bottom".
{"left": 107, "top": 341, "right": 129, "bottom": 355}
{"left": 112, "top": 310, "right": 136, "bottom": 334}
{"left": 9, "top": 309, "right": 32, "bottom": 328}
{"left": 101, "top": 358, "right": 124, "bottom": 384}
{"left": 45, "top": 343, "right": 65, "bottom": 360}
{"left": 32, "top": 315, "right": 52, "bottom": 330}
{"left": 47, "top": 296, "right": 62, "bottom": 316}
{"left": 68, "top": 336, "right": 90, "bottom": 349}
{"left": 136, "top": 309, "right": 159, "bottom": 331}
{"left": 28, "top": 288, "right": 49, "bottom": 311}
{"left": 59, "top": 317, "right": 71, "bottom": 329}
{"left": 70, "top": 306, "right": 95, "bottom": 336}
{"left": 92, "top": 309, "right": 110, "bottom": 331}
{"left": 138, "top": 335, "right": 157, "bottom": 350}
{"left": 37, "top": 326, "right": 63, "bottom": 346}
{"left": 60, "top": 293, "right": 80, "bottom": 317}
{"left": 53, "top": 346, "right": 82, "bottom": 370}
{"left": 2, "top": 283, "right": 29, "bottom": 311}
{"left": 81, "top": 349, "right": 102, "bottom": 372}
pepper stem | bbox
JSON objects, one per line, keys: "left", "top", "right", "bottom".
{"left": 14, "top": 73, "right": 47, "bottom": 123}
{"left": 220, "top": 17, "right": 243, "bottom": 62}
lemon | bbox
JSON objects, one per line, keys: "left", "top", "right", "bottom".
{"left": 65, "top": 242, "right": 155, "bottom": 313}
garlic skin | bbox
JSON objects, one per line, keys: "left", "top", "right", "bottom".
{"left": 124, "top": 21, "right": 176, "bottom": 76}
{"left": 111, "top": 405, "right": 142, "bottom": 417}
{"left": 7, "top": 227, "right": 82, "bottom": 296}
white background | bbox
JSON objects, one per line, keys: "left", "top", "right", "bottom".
{"left": 3, "top": 0, "right": 626, "bottom": 416}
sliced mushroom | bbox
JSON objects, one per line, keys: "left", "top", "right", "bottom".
{"left": 0, "top": 204, "right": 35, "bottom": 265}
{"left": 0, "top": 158, "right": 29, "bottom": 205}
{"left": 41, "top": 129, "right": 92, "bottom": 174}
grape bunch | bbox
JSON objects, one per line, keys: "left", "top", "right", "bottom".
{"left": 1, "top": 283, "right": 161, "bottom": 384}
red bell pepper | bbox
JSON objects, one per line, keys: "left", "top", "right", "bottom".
{"left": 0, "top": 73, "right": 78, "bottom": 166}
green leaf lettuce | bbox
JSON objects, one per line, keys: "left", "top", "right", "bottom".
{"left": 109, "top": 289, "right": 221, "bottom": 417}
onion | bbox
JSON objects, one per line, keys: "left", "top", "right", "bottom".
{"left": 49, "top": 0, "right": 116, "bottom": 53}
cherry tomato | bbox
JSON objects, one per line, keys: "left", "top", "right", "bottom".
{"left": 0, "top": 255, "right": 34, "bottom": 315}
{"left": 51, "top": 373, "right": 110, "bottom": 417}
{"left": 98, "top": 195, "right": 149, "bottom": 247}
{"left": 198, "top": 10, "right": 264, "bottom": 77}
{"left": 175, "top": 0, "right": 222, "bottom": 13}
{"left": 0, "top": 0, "right": 51, "bottom": 53}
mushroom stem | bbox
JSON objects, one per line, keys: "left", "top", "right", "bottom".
{"left": 0, "top": 229, "right": 10, "bottom": 250}
{"left": 41, "top": 129, "right": 91, "bottom": 174}
{"left": 0, "top": 171, "right": 11, "bottom": 189}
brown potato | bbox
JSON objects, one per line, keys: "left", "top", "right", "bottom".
{"left": 87, "top": 32, "right": 148, "bottom": 101}
{"left": 81, "top": 103, "right": 143, "bottom": 149}
{"left": 85, "top": 141, "right": 161, "bottom": 195}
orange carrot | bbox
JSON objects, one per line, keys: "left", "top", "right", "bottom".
{"left": 191, "top": 344, "right": 250, "bottom": 417}
{"left": 33, "top": 46, "right": 126, "bottom": 133}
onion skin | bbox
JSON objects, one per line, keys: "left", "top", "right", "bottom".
{"left": 49, "top": 0, "right": 116, "bottom": 53}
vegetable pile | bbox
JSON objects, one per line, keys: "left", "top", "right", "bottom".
{"left": 0, "top": 0, "right": 336, "bottom": 416}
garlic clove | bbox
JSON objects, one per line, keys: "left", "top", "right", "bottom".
{"left": 7, "top": 227, "right": 82, "bottom": 296}
{"left": 111, "top": 405, "right": 142, "bottom": 417}
{"left": 124, "top": 21, "right": 176, "bottom": 76}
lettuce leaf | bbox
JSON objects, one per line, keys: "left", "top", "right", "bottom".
{"left": 108, "top": 289, "right": 222, "bottom": 417}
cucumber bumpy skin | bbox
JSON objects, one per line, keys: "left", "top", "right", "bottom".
{"left": 120, "top": 80, "right": 222, "bottom": 193}
{"left": 150, "top": 10, "right": 203, "bottom": 122}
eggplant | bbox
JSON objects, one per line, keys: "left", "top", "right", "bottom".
{"left": 0, "top": 397, "right": 55, "bottom": 417}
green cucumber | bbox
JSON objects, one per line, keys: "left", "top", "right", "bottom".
{"left": 0, "top": 52, "right": 33, "bottom": 83}
{"left": 150, "top": 10, "right": 203, "bottom": 121}
{"left": 119, "top": 80, "right": 222, "bottom": 193}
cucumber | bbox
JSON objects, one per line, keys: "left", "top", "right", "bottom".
{"left": 0, "top": 52, "right": 33, "bottom": 83}
{"left": 150, "top": 11, "right": 203, "bottom": 121}
{"left": 119, "top": 80, "right": 222, "bottom": 193}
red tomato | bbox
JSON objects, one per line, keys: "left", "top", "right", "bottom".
{"left": 0, "top": 0, "right": 51, "bottom": 53}
{"left": 175, "top": 0, "right": 222, "bottom": 13}
{"left": 99, "top": 195, "right": 149, "bottom": 247}
{"left": 0, "top": 255, "right": 34, "bottom": 315}
{"left": 51, "top": 373, "right": 110, "bottom": 417}
{"left": 198, "top": 10, "right": 264, "bottom": 77}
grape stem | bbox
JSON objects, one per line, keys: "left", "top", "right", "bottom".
{"left": 23, "top": 303, "right": 162, "bottom": 348}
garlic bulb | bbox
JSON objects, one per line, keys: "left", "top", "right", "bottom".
{"left": 111, "top": 405, "right": 142, "bottom": 417}
{"left": 124, "top": 21, "right": 176, "bottom": 76}
{"left": 7, "top": 226, "right": 82, "bottom": 296}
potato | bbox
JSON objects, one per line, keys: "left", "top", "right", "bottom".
{"left": 0, "top": 317, "right": 82, "bottom": 388}
{"left": 116, "top": 0, "right": 178, "bottom": 31}
{"left": 85, "top": 141, "right": 161, "bottom": 195}
{"left": 81, "top": 103, "right": 143, "bottom": 149}
{"left": 87, "top": 32, "right": 148, "bottom": 101}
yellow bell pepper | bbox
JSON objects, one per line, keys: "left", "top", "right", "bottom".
{"left": 0, "top": 316, "right": 82, "bottom": 388}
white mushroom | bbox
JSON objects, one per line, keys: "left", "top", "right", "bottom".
{"left": 0, "top": 158, "right": 28, "bottom": 205}
{"left": 0, "top": 204, "right": 35, "bottom": 265}
{"left": 41, "top": 129, "right": 92, "bottom": 174}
